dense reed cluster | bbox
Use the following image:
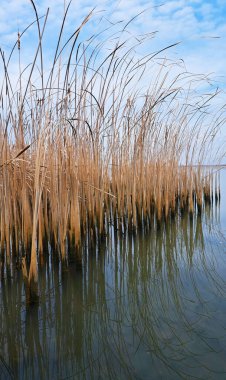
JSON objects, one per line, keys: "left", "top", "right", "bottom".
{"left": 0, "top": 4, "right": 224, "bottom": 290}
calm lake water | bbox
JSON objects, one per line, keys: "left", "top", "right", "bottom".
{"left": 1, "top": 170, "right": 226, "bottom": 380}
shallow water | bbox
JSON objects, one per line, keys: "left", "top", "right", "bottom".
{"left": 1, "top": 171, "right": 226, "bottom": 379}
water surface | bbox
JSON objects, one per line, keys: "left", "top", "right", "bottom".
{"left": 1, "top": 172, "right": 226, "bottom": 380}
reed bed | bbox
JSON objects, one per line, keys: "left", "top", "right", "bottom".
{"left": 0, "top": 5, "right": 224, "bottom": 292}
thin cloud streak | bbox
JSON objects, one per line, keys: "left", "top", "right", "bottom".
{"left": 0, "top": 0, "right": 225, "bottom": 86}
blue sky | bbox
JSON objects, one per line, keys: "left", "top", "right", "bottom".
{"left": 0, "top": 0, "right": 226, "bottom": 87}
{"left": 0, "top": 0, "right": 226, "bottom": 162}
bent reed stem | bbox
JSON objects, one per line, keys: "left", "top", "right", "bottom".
{"left": 0, "top": 4, "right": 225, "bottom": 297}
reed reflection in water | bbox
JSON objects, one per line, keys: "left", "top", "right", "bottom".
{"left": 1, "top": 203, "right": 226, "bottom": 380}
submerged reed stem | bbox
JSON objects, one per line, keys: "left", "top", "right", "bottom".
{"left": 0, "top": 5, "right": 225, "bottom": 292}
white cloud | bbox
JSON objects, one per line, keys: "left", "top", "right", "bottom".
{"left": 0, "top": 0, "right": 225, "bottom": 161}
{"left": 0, "top": 0, "right": 225, "bottom": 87}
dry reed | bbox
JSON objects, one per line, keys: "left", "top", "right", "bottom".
{"left": 0, "top": 4, "right": 225, "bottom": 294}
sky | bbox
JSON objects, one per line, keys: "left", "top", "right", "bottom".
{"left": 0, "top": 0, "right": 226, "bottom": 162}
{"left": 0, "top": 0, "right": 226, "bottom": 87}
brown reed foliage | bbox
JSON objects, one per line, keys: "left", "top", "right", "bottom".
{"left": 0, "top": 4, "right": 224, "bottom": 290}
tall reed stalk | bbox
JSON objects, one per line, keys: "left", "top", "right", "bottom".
{"left": 0, "top": 3, "right": 225, "bottom": 298}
